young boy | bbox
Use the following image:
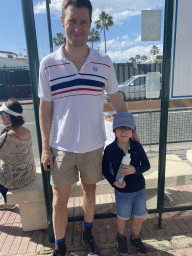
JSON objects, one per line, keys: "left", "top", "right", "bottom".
{"left": 102, "top": 112, "right": 150, "bottom": 256}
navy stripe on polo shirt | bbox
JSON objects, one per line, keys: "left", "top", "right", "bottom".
{"left": 50, "top": 73, "right": 77, "bottom": 82}
{"left": 51, "top": 79, "right": 105, "bottom": 92}
{"left": 50, "top": 73, "right": 107, "bottom": 83}
{"left": 79, "top": 73, "right": 107, "bottom": 81}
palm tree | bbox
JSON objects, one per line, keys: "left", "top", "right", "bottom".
{"left": 53, "top": 33, "right": 66, "bottom": 47}
{"left": 129, "top": 57, "right": 135, "bottom": 63}
{"left": 135, "top": 55, "right": 140, "bottom": 63}
{"left": 141, "top": 55, "right": 147, "bottom": 62}
{"left": 150, "top": 45, "right": 160, "bottom": 55}
{"left": 87, "top": 29, "right": 100, "bottom": 48}
{"left": 95, "top": 11, "right": 114, "bottom": 54}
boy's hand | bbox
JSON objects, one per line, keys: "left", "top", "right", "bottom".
{"left": 120, "top": 164, "right": 136, "bottom": 176}
{"left": 113, "top": 180, "right": 126, "bottom": 188}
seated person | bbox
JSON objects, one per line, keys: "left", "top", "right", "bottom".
{"left": 0, "top": 99, "right": 36, "bottom": 210}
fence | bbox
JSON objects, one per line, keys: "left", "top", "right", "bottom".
{"left": 0, "top": 63, "right": 163, "bottom": 101}
{"left": 113, "top": 62, "right": 163, "bottom": 84}
{"left": 0, "top": 68, "right": 31, "bottom": 100}
{"left": 133, "top": 107, "right": 192, "bottom": 145}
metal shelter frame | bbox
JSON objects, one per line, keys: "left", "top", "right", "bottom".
{"left": 21, "top": 0, "right": 192, "bottom": 242}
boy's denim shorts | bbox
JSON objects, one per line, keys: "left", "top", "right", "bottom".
{"left": 115, "top": 188, "right": 148, "bottom": 220}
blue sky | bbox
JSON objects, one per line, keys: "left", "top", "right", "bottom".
{"left": 0, "top": 0, "right": 165, "bottom": 63}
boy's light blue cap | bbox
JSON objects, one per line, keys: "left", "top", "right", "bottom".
{"left": 113, "top": 112, "right": 135, "bottom": 130}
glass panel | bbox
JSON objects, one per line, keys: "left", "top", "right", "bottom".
{"left": 164, "top": 108, "right": 192, "bottom": 209}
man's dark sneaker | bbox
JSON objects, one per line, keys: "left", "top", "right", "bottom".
{"left": 130, "top": 234, "right": 147, "bottom": 255}
{"left": 82, "top": 232, "right": 100, "bottom": 255}
{"left": 51, "top": 244, "right": 67, "bottom": 256}
{"left": 117, "top": 233, "right": 128, "bottom": 255}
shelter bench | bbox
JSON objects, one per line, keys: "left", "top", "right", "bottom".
{"left": 7, "top": 167, "right": 48, "bottom": 231}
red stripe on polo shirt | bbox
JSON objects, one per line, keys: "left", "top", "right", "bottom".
{"left": 52, "top": 87, "right": 102, "bottom": 96}
{"left": 53, "top": 93, "right": 102, "bottom": 100}
{"left": 90, "top": 62, "right": 111, "bottom": 68}
{"left": 44, "top": 63, "right": 70, "bottom": 70}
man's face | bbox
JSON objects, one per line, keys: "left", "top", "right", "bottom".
{"left": 61, "top": 5, "right": 91, "bottom": 48}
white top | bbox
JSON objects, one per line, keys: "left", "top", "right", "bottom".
{"left": 0, "top": 133, "right": 36, "bottom": 189}
{"left": 38, "top": 45, "right": 118, "bottom": 153}
{"left": 104, "top": 120, "right": 115, "bottom": 148}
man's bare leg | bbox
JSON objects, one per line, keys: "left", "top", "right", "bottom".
{"left": 52, "top": 186, "right": 71, "bottom": 239}
{"left": 81, "top": 180, "right": 99, "bottom": 255}
{"left": 81, "top": 180, "right": 96, "bottom": 222}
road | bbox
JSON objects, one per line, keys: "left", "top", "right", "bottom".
{"left": 0, "top": 103, "right": 192, "bottom": 161}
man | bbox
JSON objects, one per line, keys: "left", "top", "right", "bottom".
{"left": 38, "top": 0, "right": 130, "bottom": 255}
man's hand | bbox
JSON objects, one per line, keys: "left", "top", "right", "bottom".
{"left": 120, "top": 164, "right": 136, "bottom": 176}
{"left": 113, "top": 180, "right": 126, "bottom": 188}
{"left": 41, "top": 147, "right": 54, "bottom": 171}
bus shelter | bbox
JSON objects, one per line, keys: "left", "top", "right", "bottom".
{"left": 20, "top": 0, "right": 192, "bottom": 242}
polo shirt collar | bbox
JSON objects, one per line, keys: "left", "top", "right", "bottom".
{"left": 55, "top": 44, "right": 68, "bottom": 61}
{"left": 55, "top": 43, "right": 99, "bottom": 63}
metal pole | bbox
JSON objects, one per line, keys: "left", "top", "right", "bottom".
{"left": 20, "top": 0, "right": 54, "bottom": 242}
{"left": 46, "top": 0, "right": 54, "bottom": 53}
{"left": 149, "top": 111, "right": 152, "bottom": 151}
{"left": 157, "top": 0, "right": 174, "bottom": 229}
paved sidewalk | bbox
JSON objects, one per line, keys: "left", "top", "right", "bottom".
{"left": 1, "top": 187, "right": 192, "bottom": 256}
{"left": 1, "top": 99, "right": 192, "bottom": 255}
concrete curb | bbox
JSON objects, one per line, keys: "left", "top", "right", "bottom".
{"left": 12, "top": 233, "right": 192, "bottom": 256}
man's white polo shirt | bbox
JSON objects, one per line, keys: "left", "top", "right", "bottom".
{"left": 38, "top": 45, "right": 118, "bottom": 153}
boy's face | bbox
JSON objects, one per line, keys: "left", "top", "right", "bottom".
{"left": 115, "top": 126, "right": 133, "bottom": 143}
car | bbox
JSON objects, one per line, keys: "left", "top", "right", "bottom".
{"left": 104, "top": 73, "right": 162, "bottom": 101}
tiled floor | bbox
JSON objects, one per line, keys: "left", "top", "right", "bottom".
{"left": 0, "top": 185, "right": 192, "bottom": 255}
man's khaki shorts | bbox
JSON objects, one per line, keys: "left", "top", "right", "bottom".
{"left": 50, "top": 147, "right": 103, "bottom": 188}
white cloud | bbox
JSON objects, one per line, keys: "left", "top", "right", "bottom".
{"left": 99, "top": 38, "right": 132, "bottom": 51}
{"left": 92, "top": 8, "right": 102, "bottom": 23}
{"left": 99, "top": 34, "right": 143, "bottom": 51}
{"left": 122, "top": 35, "right": 129, "bottom": 40}
{"left": 107, "top": 44, "right": 163, "bottom": 63}
{"left": 91, "top": 0, "right": 164, "bottom": 15}
{"left": 34, "top": 0, "right": 164, "bottom": 24}
{"left": 34, "top": 0, "right": 63, "bottom": 15}
{"left": 112, "top": 10, "right": 141, "bottom": 25}
{"left": 34, "top": 1, "right": 46, "bottom": 14}
{"left": 135, "top": 35, "right": 141, "bottom": 43}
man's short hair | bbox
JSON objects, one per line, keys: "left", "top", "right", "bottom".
{"left": 62, "top": 0, "right": 92, "bottom": 22}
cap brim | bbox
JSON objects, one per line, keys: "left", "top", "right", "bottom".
{"left": 113, "top": 122, "right": 136, "bottom": 130}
